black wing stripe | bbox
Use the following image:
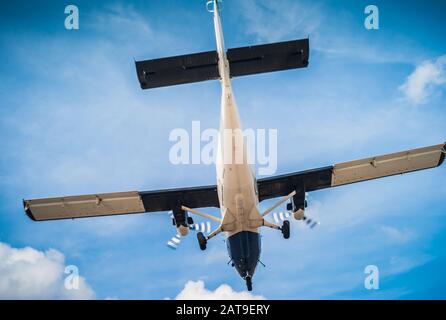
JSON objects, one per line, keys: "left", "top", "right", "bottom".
{"left": 257, "top": 166, "right": 333, "bottom": 202}
{"left": 139, "top": 185, "right": 219, "bottom": 212}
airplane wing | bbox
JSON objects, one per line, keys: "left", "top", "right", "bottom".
{"left": 257, "top": 143, "right": 446, "bottom": 205}
{"left": 24, "top": 143, "right": 444, "bottom": 221}
{"left": 23, "top": 185, "right": 219, "bottom": 221}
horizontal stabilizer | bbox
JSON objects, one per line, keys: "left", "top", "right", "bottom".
{"left": 135, "top": 50, "right": 219, "bottom": 89}
{"left": 227, "top": 39, "right": 309, "bottom": 78}
{"left": 135, "top": 39, "right": 309, "bottom": 89}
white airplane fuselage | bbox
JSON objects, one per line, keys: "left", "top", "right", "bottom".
{"left": 212, "top": 2, "right": 263, "bottom": 280}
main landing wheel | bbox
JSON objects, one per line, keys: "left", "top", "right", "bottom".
{"left": 282, "top": 220, "right": 290, "bottom": 239}
{"left": 245, "top": 276, "right": 253, "bottom": 291}
{"left": 197, "top": 232, "right": 207, "bottom": 251}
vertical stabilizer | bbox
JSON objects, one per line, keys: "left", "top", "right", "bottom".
{"left": 208, "top": 0, "right": 230, "bottom": 86}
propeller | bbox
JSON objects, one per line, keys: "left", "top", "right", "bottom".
{"left": 166, "top": 211, "right": 212, "bottom": 250}
{"left": 167, "top": 234, "right": 182, "bottom": 250}
{"left": 272, "top": 210, "right": 320, "bottom": 229}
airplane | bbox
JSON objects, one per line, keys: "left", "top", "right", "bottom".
{"left": 23, "top": 0, "right": 445, "bottom": 291}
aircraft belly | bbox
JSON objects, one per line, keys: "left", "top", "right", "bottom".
{"left": 219, "top": 162, "right": 262, "bottom": 236}
{"left": 215, "top": 65, "right": 262, "bottom": 237}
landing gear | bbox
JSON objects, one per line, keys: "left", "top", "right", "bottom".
{"left": 197, "top": 232, "right": 207, "bottom": 250}
{"left": 245, "top": 276, "right": 252, "bottom": 291}
{"left": 281, "top": 220, "right": 290, "bottom": 239}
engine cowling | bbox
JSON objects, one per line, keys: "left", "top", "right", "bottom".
{"left": 173, "top": 208, "right": 189, "bottom": 236}
{"left": 293, "top": 208, "right": 305, "bottom": 220}
{"left": 288, "top": 195, "right": 307, "bottom": 220}
{"left": 177, "top": 225, "right": 189, "bottom": 236}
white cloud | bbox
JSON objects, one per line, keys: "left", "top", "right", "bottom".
{"left": 175, "top": 280, "right": 265, "bottom": 300}
{"left": 238, "top": 0, "right": 321, "bottom": 43}
{"left": 399, "top": 55, "right": 446, "bottom": 104}
{"left": 387, "top": 255, "right": 432, "bottom": 276}
{"left": 236, "top": 0, "right": 424, "bottom": 65}
{"left": 0, "top": 242, "right": 95, "bottom": 299}
{"left": 87, "top": 4, "right": 152, "bottom": 44}
{"left": 380, "top": 226, "right": 416, "bottom": 244}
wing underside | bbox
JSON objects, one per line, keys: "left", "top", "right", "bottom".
{"left": 331, "top": 143, "right": 444, "bottom": 186}
{"left": 23, "top": 143, "right": 444, "bottom": 221}
{"left": 257, "top": 143, "right": 445, "bottom": 202}
{"left": 24, "top": 185, "right": 219, "bottom": 221}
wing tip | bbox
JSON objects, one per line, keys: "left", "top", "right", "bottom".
{"left": 23, "top": 200, "right": 37, "bottom": 221}
{"left": 438, "top": 142, "right": 446, "bottom": 167}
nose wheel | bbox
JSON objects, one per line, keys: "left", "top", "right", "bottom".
{"left": 245, "top": 276, "right": 252, "bottom": 291}
{"left": 197, "top": 232, "right": 207, "bottom": 250}
{"left": 281, "top": 220, "right": 290, "bottom": 239}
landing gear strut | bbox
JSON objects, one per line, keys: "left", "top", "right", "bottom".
{"left": 281, "top": 220, "right": 290, "bottom": 239}
{"left": 197, "top": 232, "right": 207, "bottom": 250}
{"left": 245, "top": 276, "right": 252, "bottom": 291}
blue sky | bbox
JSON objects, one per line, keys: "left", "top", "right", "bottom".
{"left": 0, "top": 0, "right": 446, "bottom": 299}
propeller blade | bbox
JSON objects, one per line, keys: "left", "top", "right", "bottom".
{"left": 190, "top": 221, "right": 211, "bottom": 234}
{"left": 165, "top": 211, "right": 213, "bottom": 250}
{"left": 271, "top": 210, "right": 320, "bottom": 229}
{"left": 272, "top": 211, "right": 292, "bottom": 223}
{"left": 167, "top": 234, "right": 181, "bottom": 250}
{"left": 273, "top": 212, "right": 279, "bottom": 224}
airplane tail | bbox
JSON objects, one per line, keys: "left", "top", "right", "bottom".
{"left": 135, "top": 1, "right": 309, "bottom": 90}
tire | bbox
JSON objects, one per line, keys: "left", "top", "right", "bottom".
{"left": 282, "top": 220, "right": 290, "bottom": 239}
{"left": 246, "top": 276, "right": 253, "bottom": 291}
{"left": 197, "top": 232, "right": 207, "bottom": 251}
{"left": 187, "top": 216, "right": 194, "bottom": 225}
